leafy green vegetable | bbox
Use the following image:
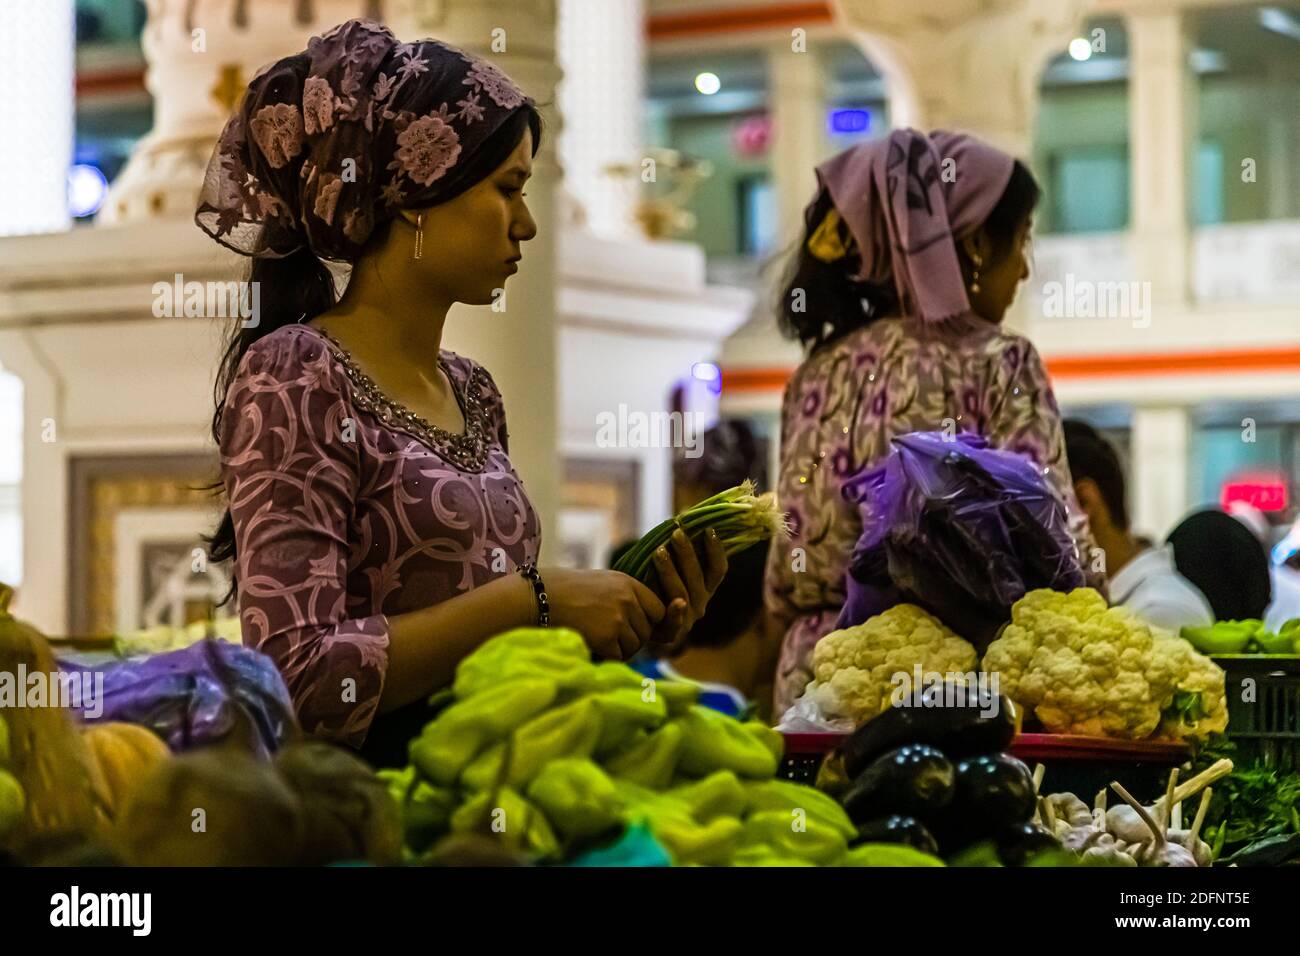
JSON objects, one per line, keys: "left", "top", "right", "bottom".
{"left": 1190, "top": 736, "right": 1300, "bottom": 854}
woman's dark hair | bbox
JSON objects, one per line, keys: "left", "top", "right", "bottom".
{"left": 673, "top": 419, "right": 767, "bottom": 495}
{"left": 206, "top": 106, "right": 543, "bottom": 598}
{"left": 777, "top": 158, "right": 1040, "bottom": 353}
{"left": 1167, "top": 509, "right": 1273, "bottom": 621}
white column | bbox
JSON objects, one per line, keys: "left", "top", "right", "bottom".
{"left": 769, "top": 40, "right": 830, "bottom": 251}
{"left": 1127, "top": 10, "right": 1195, "bottom": 311}
{"left": 557, "top": 0, "right": 644, "bottom": 239}
{"left": 405, "top": 0, "right": 563, "bottom": 558}
{"left": 1131, "top": 405, "right": 1192, "bottom": 542}
{"left": 833, "top": 0, "right": 1087, "bottom": 161}
{"left": 0, "top": 0, "right": 74, "bottom": 235}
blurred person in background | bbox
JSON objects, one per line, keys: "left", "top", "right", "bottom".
{"left": 1063, "top": 420, "right": 1213, "bottom": 631}
{"left": 672, "top": 418, "right": 767, "bottom": 512}
{"left": 1167, "top": 509, "right": 1272, "bottom": 622}
{"left": 630, "top": 542, "right": 772, "bottom": 720}
{"left": 1227, "top": 504, "right": 1300, "bottom": 630}
{"left": 765, "top": 128, "right": 1099, "bottom": 715}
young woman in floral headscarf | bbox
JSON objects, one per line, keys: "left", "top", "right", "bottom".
{"left": 764, "top": 129, "right": 1101, "bottom": 715}
{"left": 199, "top": 20, "right": 727, "bottom": 766}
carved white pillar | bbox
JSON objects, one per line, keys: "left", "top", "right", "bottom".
{"left": 830, "top": 0, "right": 1087, "bottom": 159}
{"left": 0, "top": 0, "right": 74, "bottom": 235}
{"left": 101, "top": 0, "right": 386, "bottom": 226}
{"left": 556, "top": 0, "right": 643, "bottom": 239}
{"left": 402, "top": 0, "right": 563, "bottom": 558}
{"left": 1127, "top": 9, "right": 1195, "bottom": 311}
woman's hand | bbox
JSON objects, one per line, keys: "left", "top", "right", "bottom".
{"left": 541, "top": 567, "right": 666, "bottom": 661}
{"left": 649, "top": 527, "right": 729, "bottom": 650}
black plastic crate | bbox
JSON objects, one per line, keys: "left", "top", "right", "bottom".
{"left": 1213, "top": 656, "right": 1300, "bottom": 773}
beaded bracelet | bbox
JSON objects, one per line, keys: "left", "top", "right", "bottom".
{"left": 517, "top": 562, "right": 550, "bottom": 627}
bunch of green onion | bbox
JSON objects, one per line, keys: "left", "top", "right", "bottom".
{"left": 612, "top": 480, "right": 790, "bottom": 585}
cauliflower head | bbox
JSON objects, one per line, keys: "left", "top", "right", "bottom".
{"left": 981, "top": 587, "right": 1228, "bottom": 740}
{"left": 806, "top": 604, "right": 978, "bottom": 724}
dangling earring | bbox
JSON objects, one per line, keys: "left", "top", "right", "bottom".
{"left": 969, "top": 253, "right": 983, "bottom": 295}
{"left": 412, "top": 212, "right": 424, "bottom": 261}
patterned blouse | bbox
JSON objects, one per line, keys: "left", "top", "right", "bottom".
{"left": 763, "top": 317, "right": 1096, "bottom": 714}
{"left": 218, "top": 323, "right": 541, "bottom": 748}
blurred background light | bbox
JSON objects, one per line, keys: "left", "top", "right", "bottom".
{"left": 68, "top": 163, "right": 109, "bottom": 219}
{"left": 694, "top": 71, "right": 721, "bottom": 95}
{"left": 1068, "top": 37, "right": 1093, "bottom": 61}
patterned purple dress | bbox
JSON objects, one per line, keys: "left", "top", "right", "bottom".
{"left": 763, "top": 317, "right": 1098, "bottom": 714}
{"left": 218, "top": 323, "right": 541, "bottom": 750}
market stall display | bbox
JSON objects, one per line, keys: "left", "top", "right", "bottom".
{"left": 378, "top": 627, "right": 938, "bottom": 866}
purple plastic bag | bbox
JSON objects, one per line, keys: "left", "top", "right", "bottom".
{"left": 61, "top": 639, "right": 298, "bottom": 757}
{"left": 837, "top": 431, "right": 1085, "bottom": 646}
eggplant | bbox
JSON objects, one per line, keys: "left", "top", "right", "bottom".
{"left": 842, "top": 744, "right": 955, "bottom": 824}
{"left": 932, "top": 752, "right": 1037, "bottom": 852}
{"left": 994, "top": 821, "right": 1061, "bottom": 867}
{"left": 852, "top": 815, "right": 940, "bottom": 856}
{"left": 842, "top": 681, "right": 1016, "bottom": 778}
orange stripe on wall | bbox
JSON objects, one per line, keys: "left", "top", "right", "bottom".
{"left": 648, "top": 2, "right": 834, "bottom": 39}
{"left": 721, "top": 347, "right": 1300, "bottom": 393}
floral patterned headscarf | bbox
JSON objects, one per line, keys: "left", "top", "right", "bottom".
{"left": 195, "top": 18, "right": 534, "bottom": 261}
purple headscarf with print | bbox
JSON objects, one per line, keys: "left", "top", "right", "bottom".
{"left": 813, "top": 128, "right": 1016, "bottom": 325}
{"left": 195, "top": 18, "right": 534, "bottom": 261}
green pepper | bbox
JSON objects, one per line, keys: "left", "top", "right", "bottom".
{"left": 635, "top": 674, "right": 702, "bottom": 716}
{"left": 559, "top": 661, "right": 646, "bottom": 697}
{"left": 591, "top": 687, "right": 668, "bottom": 755}
{"left": 460, "top": 697, "right": 604, "bottom": 790}
{"left": 1254, "top": 628, "right": 1296, "bottom": 654}
{"left": 742, "top": 721, "right": 784, "bottom": 762}
{"left": 409, "top": 677, "right": 558, "bottom": 786}
{"left": 452, "top": 627, "right": 592, "bottom": 698}
{"left": 525, "top": 758, "right": 625, "bottom": 839}
{"left": 676, "top": 706, "right": 779, "bottom": 779}
{"left": 731, "top": 845, "right": 816, "bottom": 867}
{"left": 668, "top": 770, "right": 749, "bottom": 823}
{"left": 840, "top": 843, "right": 944, "bottom": 867}
{"left": 651, "top": 815, "right": 744, "bottom": 866}
{"left": 605, "top": 722, "right": 685, "bottom": 789}
{"left": 1180, "top": 623, "right": 1254, "bottom": 655}
{"left": 743, "top": 778, "right": 856, "bottom": 840}
{"left": 740, "top": 809, "right": 847, "bottom": 865}
{"left": 377, "top": 767, "right": 457, "bottom": 854}
{"left": 449, "top": 786, "right": 560, "bottom": 859}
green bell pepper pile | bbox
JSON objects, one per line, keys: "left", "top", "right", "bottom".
{"left": 1181, "top": 618, "right": 1300, "bottom": 656}
{"left": 379, "top": 627, "right": 925, "bottom": 866}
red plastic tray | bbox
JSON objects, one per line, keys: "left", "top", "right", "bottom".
{"left": 781, "top": 731, "right": 1189, "bottom": 763}
{"left": 1010, "top": 733, "right": 1188, "bottom": 763}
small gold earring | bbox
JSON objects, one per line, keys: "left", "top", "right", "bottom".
{"left": 413, "top": 212, "right": 423, "bottom": 260}
{"left": 969, "top": 254, "right": 983, "bottom": 295}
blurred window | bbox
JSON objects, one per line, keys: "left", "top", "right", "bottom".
{"left": 736, "top": 174, "right": 775, "bottom": 256}
{"left": 0, "top": 371, "right": 22, "bottom": 586}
